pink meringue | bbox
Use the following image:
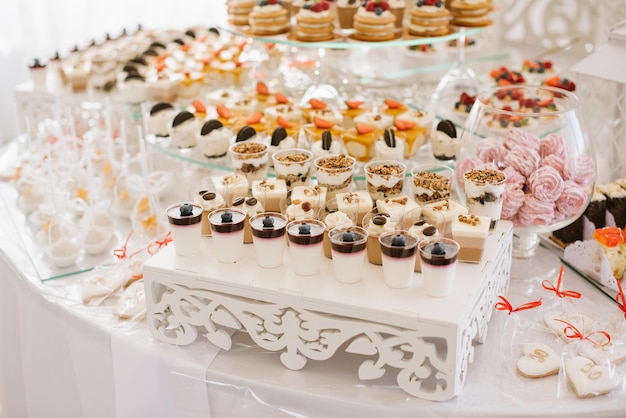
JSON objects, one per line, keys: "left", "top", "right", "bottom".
{"left": 539, "top": 133, "right": 568, "bottom": 160}
{"left": 528, "top": 165, "right": 564, "bottom": 203}
{"left": 476, "top": 138, "right": 507, "bottom": 165}
{"left": 503, "top": 166, "right": 525, "bottom": 189}
{"left": 504, "top": 145, "right": 541, "bottom": 177}
{"left": 504, "top": 128, "right": 540, "bottom": 151}
{"left": 517, "top": 195, "right": 555, "bottom": 226}
{"left": 556, "top": 180, "right": 588, "bottom": 217}
{"left": 564, "top": 155, "right": 595, "bottom": 187}
{"left": 501, "top": 183, "right": 525, "bottom": 220}
{"left": 541, "top": 154, "right": 565, "bottom": 176}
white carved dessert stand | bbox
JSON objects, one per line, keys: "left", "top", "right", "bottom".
{"left": 143, "top": 220, "right": 512, "bottom": 401}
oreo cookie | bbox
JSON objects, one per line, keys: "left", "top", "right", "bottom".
{"left": 122, "top": 64, "right": 139, "bottom": 74}
{"left": 235, "top": 126, "right": 257, "bottom": 142}
{"left": 129, "top": 57, "right": 148, "bottom": 67}
{"left": 384, "top": 129, "right": 396, "bottom": 148}
{"left": 173, "top": 38, "right": 185, "bottom": 46}
{"left": 149, "top": 102, "right": 174, "bottom": 116}
{"left": 201, "top": 119, "right": 224, "bottom": 136}
{"left": 124, "top": 73, "right": 146, "bottom": 83}
{"left": 436, "top": 119, "right": 457, "bottom": 138}
{"left": 321, "top": 131, "right": 332, "bottom": 151}
{"left": 271, "top": 127, "right": 288, "bottom": 146}
{"left": 185, "top": 29, "right": 196, "bottom": 39}
{"left": 150, "top": 41, "right": 166, "bottom": 50}
{"left": 142, "top": 49, "right": 159, "bottom": 58}
{"left": 171, "top": 111, "right": 195, "bottom": 128}
{"left": 208, "top": 27, "right": 220, "bottom": 37}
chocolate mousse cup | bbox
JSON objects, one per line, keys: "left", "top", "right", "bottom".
{"left": 379, "top": 231, "right": 419, "bottom": 289}
{"left": 166, "top": 202, "right": 203, "bottom": 256}
{"left": 286, "top": 219, "right": 326, "bottom": 276}
{"left": 250, "top": 212, "right": 288, "bottom": 268}
{"left": 208, "top": 208, "right": 247, "bottom": 263}
{"left": 419, "top": 238, "right": 460, "bottom": 297}
{"left": 329, "top": 226, "right": 368, "bottom": 284}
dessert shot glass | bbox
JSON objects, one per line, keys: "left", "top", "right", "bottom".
{"left": 463, "top": 168, "right": 506, "bottom": 230}
{"left": 272, "top": 148, "right": 314, "bottom": 189}
{"left": 319, "top": 197, "right": 356, "bottom": 259}
{"left": 419, "top": 237, "right": 460, "bottom": 297}
{"left": 364, "top": 160, "right": 407, "bottom": 201}
{"left": 379, "top": 230, "right": 419, "bottom": 289}
{"left": 411, "top": 163, "right": 454, "bottom": 205}
{"left": 286, "top": 219, "right": 326, "bottom": 276}
{"left": 229, "top": 141, "right": 269, "bottom": 183}
{"left": 166, "top": 202, "right": 203, "bottom": 256}
{"left": 208, "top": 207, "right": 247, "bottom": 263}
{"left": 314, "top": 154, "right": 356, "bottom": 201}
{"left": 362, "top": 208, "right": 397, "bottom": 265}
{"left": 329, "top": 226, "right": 368, "bottom": 284}
{"left": 249, "top": 212, "right": 289, "bottom": 268}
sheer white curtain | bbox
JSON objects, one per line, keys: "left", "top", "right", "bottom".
{"left": 0, "top": 0, "right": 227, "bottom": 142}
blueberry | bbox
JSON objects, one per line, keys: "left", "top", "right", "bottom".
{"left": 435, "top": 0, "right": 442, "bottom": 6}
{"left": 454, "top": 101, "right": 461, "bottom": 109}
{"left": 262, "top": 216, "right": 275, "bottom": 228}
{"left": 391, "top": 234, "right": 406, "bottom": 247}
{"left": 375, "top": 7, "right": 382, "bottom": 15}
{"left": 179, "top": 203, "right": 193, "bottom": 216}
{"left": 303, "top": 3, "right": 310, "bottom": 8}
{"left": 221, "top": 211, "right": 233, "bottom": 223}
{"left": 533, "top": 105, "right": 540, "bottom": 113}
{"left": 465, "top": 104, "right": 472, "bottom": 112}
{"left": 298, "top": 223, "right": 311, "bottom": 235}
{"left": 342, "top": 230, "right": 355, "bottom": 242}
{"left": 431, "top": 242, "right": 446, "bottom": 255}
{"left": 537, "top": 67, "right": 544, "bottom": 73}
{"left": 499, "top": 119, "right": 508, "bottom": 128}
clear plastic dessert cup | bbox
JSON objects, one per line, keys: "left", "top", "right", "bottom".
{"left": 286, "top": 219, "right": 326, "bottom": 276}
{"left": 411, "top": 163, "right": 454, "bottom": 205}
{"left": 419, "top": 237, "right": 460, "bottom": 297}
{"left": 379, "top": 230, "right": 419, "bottom": 289}
{"left": 166, "top": 202, "right": 203, "bottom": 256}
{"left": 229, "top": 142, "right": 269, "bottom": 184}
{"left": 314, "top": 154, "right": 356, "bottom": 201}
{"left": 329, "top": 226, "right": 368, "bottom": 284}
{"left": 272, "top": 148, "right": 314, "bottom": 190}
{"left": 249, "top": 212, "right": 289, "bottom": 269}
{"left": 463, "top": 168, "right": 506, "bottom": 230}
{"left": 208, "top": 207, "right": 246, "bottom": 263}
{"left": 364, "top": 160, "right": 407, "bottom": 201}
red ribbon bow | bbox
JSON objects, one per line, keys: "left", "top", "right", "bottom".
{"left": 147, "top": 231, "right": 173, "bottom": 255}
{"left": 616, "top": 278, "right": 626, "bottom": 319}
{"left": 113, "top": 230, "right": 135, "bottom": 260}
{"left": 553, "top": 318, "right": 611, "bottom": 346}
{"left": 542, "top": 266, "right": 582, "bottom": 299}
{"left": 495, "top": 296, "right": 543, "bottom": 315}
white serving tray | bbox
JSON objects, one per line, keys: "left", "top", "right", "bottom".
{"left": 143, "top": 220, "right": 512, "bottom": 401}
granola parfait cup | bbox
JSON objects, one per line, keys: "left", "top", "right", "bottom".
{"left": 272, "top": 148, "right": 314, "bottom": 190}
{"left": 411, "top": 163, "right": 454, "bottom": 205}
{"left": 364, "top": 160, "right": 407, "bottom": 201}
{"left": 314, "top": 154, "right": 356, "bottom": 201}
{"left": 229, "top": 142, "right": 269, "bottom": 184}
{"left": 463, "top": 168, "right": 507, "bottom": 230}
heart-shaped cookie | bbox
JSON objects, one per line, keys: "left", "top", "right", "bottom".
{"left": 543, "top": 311, "right": 593, "bottom": 342}
{"left": 565, "top": 356, "right": 620, "bottom": 398}
{"left": 516, "top": 343, "right": 560, "bottom": 378}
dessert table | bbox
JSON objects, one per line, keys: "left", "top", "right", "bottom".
{"left": 0, "top": 168, "right": 624, "bottom": 417}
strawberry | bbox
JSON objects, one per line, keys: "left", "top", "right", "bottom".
{"left": 309, "top": 98, "right": 327, "bottom": 109}
{"left": 497, "top": 78, "right": 512, "bottom": 86}
{"left": 277, "top": 116, "right": 293, "bottom": 129}
{"left": 543, "top": 60, "right": 553, "bottom": 70}
{"left": 192, "top": 99, "right": 206, "bottom": 113}
{"left": 356, "top": 124, "right": 374, "bottom": 134}
{"left": 216, "top": 105, "right": 231, "bottom": 119}
{"left": 395, "top": 119, "right": 415, "bottom": 130}
{"left": 502, "top": 105, "right": 513, "bottom": 112}
{"left": 379, "top": 1, "right": 390, "bottom": 10}
{"left": 365, "top": 2, "right": 376, "bottom": 12}
{"left": 345, "top": 100, "right": 363, "bottom": 109}
{"left": 310, "top": 2, "right": 324, "bottom": 12}
{"left": 256, "top": 81, "right": 270, "bottom": 95}
{"left": 313, "top": 116, "right": 334, "bottom": 129}
{"left": 275, "top": 92, "right": 289, "bottom": 104}
{"left": 524, "top": 98, "right": 536, "bottom": 108}
{"left": 537, "top": 97, "right": 554, "bottom": 107}
{"left": 181, "top": 43, "right": 191, "bottom": 52}
{"left": 245, "top": 111, "right": 263, "bottom": 124}
{"left": 384, "top": 98, "right": 403, "bottom": 109}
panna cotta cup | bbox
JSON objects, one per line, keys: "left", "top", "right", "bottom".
{"left": 419, "top": 237, "right": 460, "bottom": 297}
{"left": 249, "top": 212, "right": 289, "bottom": 268}
{"left": 272, "top": 149, "right": 314, "bottom": 189}
{"left": 314, "top": 154, "right": 356, "bottom": 201}
{"left": 166, "top": 202, "right": 203, "bottom": 256}
{"left": 411, "top": 163, "right": 454, "bottom": 205}
{"left": 463, "top": 168, "right": 506, "bottom": 230}
{"left": 286, "top": 219, "right": 326, "bottom": 276}
{"left": 379, "top": 231, "right": 419, "bottom": 289}
{"left": 319, "top": 198, "right": 356, "bottom": 259}
{"left": 364, "top": 160, "right": 407, "bottom": 201}
{"left": 208, "top": 207, "right": 247, "bottom": 263}
{"left": 329, "top": 226, "right": 368, "bottom": 284}
{"left": 229, "top": 142, "right": 269, "bottom": 184}
{"left": 362, "top": 209, "right": 397, "bottom": 265}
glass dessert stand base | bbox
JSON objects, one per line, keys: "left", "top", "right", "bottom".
{"left": 143, "top": 221, "right": 512, "bottom": 401}
{"left": 510, "top": 232, "right": 561, "bottom": 283}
